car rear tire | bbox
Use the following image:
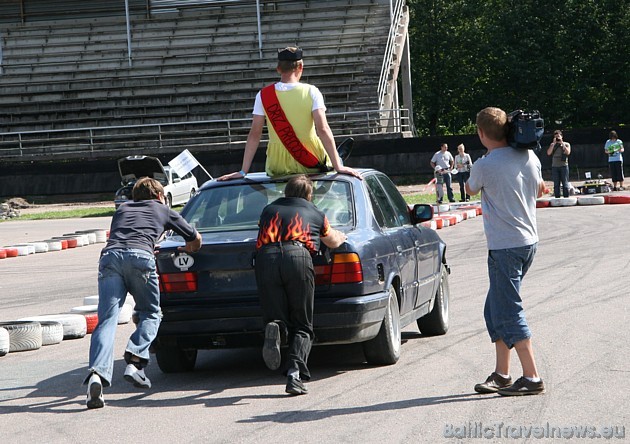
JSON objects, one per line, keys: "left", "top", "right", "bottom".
{"left": 417, "top": 266, "right": 450, "bottom": 336}
{"left": 166, "top": 193, "right": 173, "bottom": 208}
{"left": 362, "top": 285, "right": 401, "bottom": 365}
{"left": 156, "top": 347, "right": 197, "bottom": 373}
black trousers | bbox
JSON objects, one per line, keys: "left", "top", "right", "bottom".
{"left": 255, "top": 243, "right": 314, "bottom": 380}
{"left": 457, "top": 171, "right": 470, "bottom": 201}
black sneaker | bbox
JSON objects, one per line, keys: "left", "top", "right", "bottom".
{"left": 286, "top": 376, "right": 308, "bottom": 395}
{"left": 498, "top": 376, "right": 545, "bottom": 396}
{"left": 262, "top": 322, "right": 281, "bottom": 370}
{"left": 474, "top": 372, "right": 512, "bottom": 394}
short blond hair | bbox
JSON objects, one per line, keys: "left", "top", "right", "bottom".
{"left": 476, "top": 107, "right": 508, "bottom": 142}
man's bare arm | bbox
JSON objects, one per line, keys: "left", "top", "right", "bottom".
{"left": 321, "top": 227, "right": 347, "bottom": 249}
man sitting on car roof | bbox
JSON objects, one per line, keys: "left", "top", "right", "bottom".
{"left": 217, "top": 46, "right": 360, "bottom": 180}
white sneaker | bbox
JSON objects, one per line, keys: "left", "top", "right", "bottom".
{"left": 86, "top": 373, "right": 104, "bottom": 409}
{"left": 124, "top": 363, "right": 151, "bottom": 388}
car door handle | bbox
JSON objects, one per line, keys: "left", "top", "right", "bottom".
{"left": 396, "top": 245, "right": 403, "bottom": 253}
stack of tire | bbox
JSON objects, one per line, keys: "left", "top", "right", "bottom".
{"left": 0, "top": 228, "right": 108, "bottom": 259}
{"left": 422, "top": 202, "right": 482, "bottom": 230}
{"left": 537, "top": 194, "right": 630, "bottom": 208}
{"left": 1, "top": 294, "right": 134, "bottom": 358}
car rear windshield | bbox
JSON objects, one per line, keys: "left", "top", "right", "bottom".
{"left": 182, "top": 180, "right": 354, "bottom": 232}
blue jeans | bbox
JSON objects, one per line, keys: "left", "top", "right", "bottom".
{"left": 552, "top": 165, "right": 570, "bottom": 198}
{"left": 435, "top": 173, "right": 455, "bottom": 202}
{"left": 87, "top": 248, "right": 160, "bottom": 386}
{"left": 484, "top": 244, "right": 537, "bottom": 349}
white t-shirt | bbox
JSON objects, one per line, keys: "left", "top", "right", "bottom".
{"left": 252, "top": 82, "right": 326, "bottom": 116}
{"left": 430, "top": 150, "right": 454, "bottom": 170}
{"left": 467, "top": 147, "right": 542, "bottom": 250}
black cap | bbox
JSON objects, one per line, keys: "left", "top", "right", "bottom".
{"left": 278, "top": 47, "right": 303, "bottom": 61}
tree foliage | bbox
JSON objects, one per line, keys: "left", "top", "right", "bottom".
{"left": 407, "top": 0, "right": 630, "bottom": 135}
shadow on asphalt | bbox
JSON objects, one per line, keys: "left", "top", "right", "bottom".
{"left": 0, "top": 331, "right": 448, "bottom": 414}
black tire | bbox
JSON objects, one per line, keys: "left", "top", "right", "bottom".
{"left": 156, "top": 347, "right": 197, "bottom": 373}
{"left": 363, "top": 285, "right": 401, "bottom": 365}
{"left": 417, "top": 266, "right": 450, "bottom": 336}
{"left": 190, "top": 188, "right": 196, "bottom": 199}
{"left": 166, "top": 193, "right": 173, "bottom": 208}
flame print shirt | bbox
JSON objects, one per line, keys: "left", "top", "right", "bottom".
{"left": 256, "top": 197, "right": 331, "bottom": 253}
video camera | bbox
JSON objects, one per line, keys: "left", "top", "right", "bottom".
{"left": 507, "top": 110, "right": 544, "bottom": 151}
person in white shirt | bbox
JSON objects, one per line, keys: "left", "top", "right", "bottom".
{"left": 430, "top": 143, "right": 455, "bottom": 203}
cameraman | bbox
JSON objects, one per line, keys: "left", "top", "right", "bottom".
{"left": 546, "top": 130, "right": 571, "bottom": 198}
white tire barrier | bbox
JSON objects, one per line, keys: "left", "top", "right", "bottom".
{"left": 577, "top": 195, "right": 605, "bottom": 205}
{"left": 31, "top": 242, "right": 49, "bottom": 253}
{"left": 42, "top": 239, "right": 63, "bottom": 251}
{"left": 90, "top": 229, "right": 108, "bottom": 243}
{"left": 40, "top": 321, "right": 64, "bottom": 346}
{"left": 71, "top": 305, "right": 98, "bottom": 314}
{"left": 66, "top": 234, "right": 89, "bottom": 246}
{"left": 62, "top": 234, "right": 86, "bottom": 247}
{"left": 118, "top": 303, "right": 133, "bottom": 324}
{"left": 0, "top": 321, "right": 43, "bottom": 352}
{"left": 0, "top": 327, "right": 9, "bottom": 356}
{"left": 19, "top": 314, "right": 87, "bottom": 340}
{"left": 549, "top": 197, "right": 578, "bottom": 207}
{"left": 11, "top": 245, "right": 31, "bottom": 256}
{"left": 83, "top": 295, "right": 99, "bottom": 305}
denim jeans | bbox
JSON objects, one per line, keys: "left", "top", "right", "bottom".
{"left": 435, "top": 173, "right": 455, "bottom": 202}
{"left": 87, "top": 248, "right": 160, "bottom": 386}
{"left": 552, "top": 165, "right": 570, "bottom": 198}
{"left": 484, "top": 244, "right": 537, "bottom": 349}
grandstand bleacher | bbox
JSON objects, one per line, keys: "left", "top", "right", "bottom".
{"left": 0, "top": 0, "right": 413, "bottom": 161}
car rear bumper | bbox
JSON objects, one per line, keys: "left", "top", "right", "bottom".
{"left": 154, "top": 290, "right": 389, "bottom": 350}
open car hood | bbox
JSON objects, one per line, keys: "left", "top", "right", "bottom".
{"left": 117, "top": 155, "right": 168, "bottom": 185}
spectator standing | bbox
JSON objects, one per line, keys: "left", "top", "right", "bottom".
{"left": 218, "top": 47, "right": 360, "bottom": 180}
{"left": 255, "top": 175, "right": 346, "bottom": 395}
{"left": 605, "top": 130, "right": 624, "bottom": 190}
{"left": 546, "top": 130, "right": 571, "bottom": 198}
{"left": 430, "top": 143, "right": 455, "bottom": 203}
{"left": 454, "top": 143, "right": 472, "bottom": 201}
{"left": 466, "top": 107, "right": 546, "bottom": 397}
{"left": 84, "top": 178, "right": 202, "bottom": 409}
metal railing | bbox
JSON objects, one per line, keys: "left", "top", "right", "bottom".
{"left": 377, "top": 0, "right": 405, "bottom": 109}
{"left": 0, "top": 109, "right": 411, "bottom": 159}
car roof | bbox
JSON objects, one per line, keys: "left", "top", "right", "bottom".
{"left": 198, "top": 169, "right": 378, "bottom": 192}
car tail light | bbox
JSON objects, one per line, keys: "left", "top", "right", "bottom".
{"left": 159, "top": 272, "right": 198, "bottom": 293}
{"left": 315, "top": 253, "right": 363, "bottom": 285}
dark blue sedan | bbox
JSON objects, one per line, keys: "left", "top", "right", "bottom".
{"left": 153, "top": 169, "right": 450, "bottom": 372}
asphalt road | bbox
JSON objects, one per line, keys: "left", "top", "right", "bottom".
{"left": 0, "top": 206, "right": 628, "bottom": 443}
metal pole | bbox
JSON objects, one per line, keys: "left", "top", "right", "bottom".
{"left": 125, "top": 0, "right": 133, "bottom": 67}
{"left": 256, "top": 0, "right": 263, "bottom": 59}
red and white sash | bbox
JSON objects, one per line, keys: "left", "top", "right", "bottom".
{"left": 261, "top": 84, "right": 324, "bottom": 169}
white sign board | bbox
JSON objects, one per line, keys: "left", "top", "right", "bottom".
{"left": 168, "top": 149, "right": 199, "bottom": 177}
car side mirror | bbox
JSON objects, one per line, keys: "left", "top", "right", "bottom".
{"left": 410, "top": 204, "right": 433, "bottom": 224}
{"left": 173, "top": 177, "right": 181, "bottom": 183}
